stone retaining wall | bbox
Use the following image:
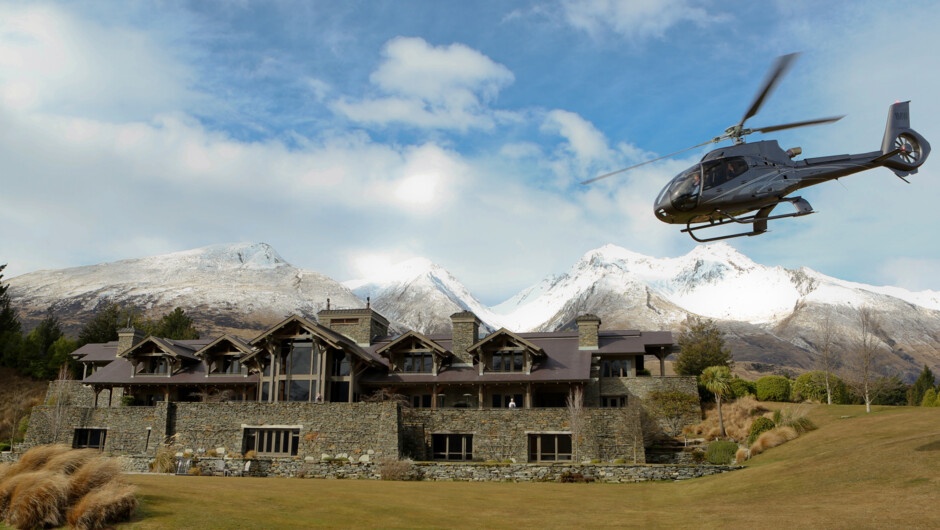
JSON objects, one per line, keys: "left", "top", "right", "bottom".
{"left": 22, "top": 402, "right": 170, "bottom": 453}
{"left": 405, "top": 406, "right": 644, "bottom": 463}
{"left": 170, "top": 402, "right": 399, "bottom": 461}
{"left": 119, "top": 456, "right": 738, "bottom": 483}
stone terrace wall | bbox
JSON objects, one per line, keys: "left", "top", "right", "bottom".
{"left": 23, "top": 403, "right": 170, "bottom": 453}
{"left": 405, "top": 407, "right": 644, "bottom": 463}
{"left": 599, "top": 376, "right": 701, "bottom": 436}
{"left": 170, "top": 402, "right": 400, "bottom": 461}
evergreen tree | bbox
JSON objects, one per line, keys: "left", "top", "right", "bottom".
{"left": 921, "top": 388, "right": 938, "bottom": 407}
{"left": 22, "top": 310, "right": 64, "bottom": 377}
{"left": 153, "top": 307, "right": 199, "bottom": 340}
{"left": 907, "top": 365, "right": 936, "bottom": 406}
{"left": 674, "top": 318, "right": 733, "bottom": 376}
{"left": 77, "top": 303, "right": 144, "bottom": 346}
{"left": 0, "top": 263, "right": 23, "bottom": 368}
{"left": 869, "top": 375, "right": 909, "bottom": 406}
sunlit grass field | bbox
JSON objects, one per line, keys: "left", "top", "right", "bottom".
{"left": 117, "top": 404, "right": 940, "bottom": 528}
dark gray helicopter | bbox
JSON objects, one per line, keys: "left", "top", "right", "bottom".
{"left": 584, "top": 53, "right": 931, "bottom": 242}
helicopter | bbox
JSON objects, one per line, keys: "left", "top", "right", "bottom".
{"left": 583, "top": 53, "right": 931, "bottom": 242}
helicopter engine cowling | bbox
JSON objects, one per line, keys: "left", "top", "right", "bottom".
{"left": 880, "top": 101, "right": 931, "bottom": 176}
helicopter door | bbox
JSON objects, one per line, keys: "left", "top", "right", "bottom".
{"left": 703, "top": 157, "right": 749, "bottom": 190}
{"left": 668, "top": 166, "right": 702, "bottom": 212}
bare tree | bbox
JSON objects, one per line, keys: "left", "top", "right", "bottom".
{"left": 847, "top": 306, "right": 884, "bottom": 413}
{"left": 814, "top": 310, "right": 838, "bottom": 405}
{"left": 566, "top": 386, "right": 585, "bottom": 462}
{"left": 47, "top": 364, "right": 73, "bottom": 443}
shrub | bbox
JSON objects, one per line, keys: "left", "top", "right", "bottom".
{"left": 612, "top": 458, "right": 626, "bottom": 464}
{"left": 791, "top": 371, "right": 850, "bottom": 403}
{"left": 704, "top": 440, "right": 738, "bottom": 465}
{"left": 119, "top": 395, "right": 137, "bottom": 407}
{"left": 683, "top": 396, "right": 769, "bottom": 442}
{"left": 747, "top": 417, "right": 776, "bottom": 445}
{"left": 775, "top": 406, "right": 817, "bottom": 435}
{"left": 921, "top": 388, "right": 938, "bottom": 407}
{"left": 244, "top": 450, "right": 257, "bottom": 460}
{"left": 559, "top": 471, "right": 594, "bottom": 483}
{"left": 66, "top": 481, "right": 138, "bottom": 530}
{"left": 690, "top": 449, "right": 706, "bottom": 463}
{"left": 756, "top": 376, "right": 791, "bottom": 402}
{"left": 151, "top": 446, "right": 176, "bottom": 474}
{"left": 729, "top": 378, "right": 756, "bottom": 399}
{"left": 749, "top": 426, "right": 798, "bottom": 456}
{"left": 376, "top": 458, "right": 413, "bottom": 481}
{"left": 0, "top": 443, "right": 10, "bottom": 453}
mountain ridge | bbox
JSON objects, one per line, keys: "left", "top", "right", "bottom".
{"left": 7, "top": 241, "right": 940, "bottom": 380}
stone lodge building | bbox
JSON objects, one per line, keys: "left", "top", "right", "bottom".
{"left": 24, "top": 307, "right": 699, "bottom": 467}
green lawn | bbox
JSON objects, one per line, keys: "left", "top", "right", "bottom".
{"left": 122, "top": 404, "right": 939, "bottom": 529}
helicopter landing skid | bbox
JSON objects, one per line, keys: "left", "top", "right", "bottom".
{"left": 682, "top": 197, "right": 815, "bottom": 243}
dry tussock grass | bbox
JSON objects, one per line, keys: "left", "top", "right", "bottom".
{"left": 0, "top": 445, "right": 137, "bottom": 529}
{"left": 9, "top": 444, "right": 72, "bottom": 475}
{"left": 67, "top": 480, "right": 138, "bottom": 530}
{"left": 735, "top": 447, "right": 749, "bottom": 464}
{"left": 67, "top": 457, "right": 122, "bottom": 503}
{"left": 684, "top": 397, "right": 770, "bottom": 442}
{"left": 749, "top": 426, "right": 799, "bottom": 456}
{"left": 43, "top": 448, "right": 99, "bottom": 476}
{"left": 5, "top": 470, "right": 69, "bottom": 529}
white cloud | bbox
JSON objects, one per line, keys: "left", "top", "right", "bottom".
{"left": 558, "top": 0, "right": 723, "bottom": 41}
{"left": 0, "top": 4, "right": 196, "bottom": 120}
{"left": 332, "top": 37, "right": 514, "bottom": 131}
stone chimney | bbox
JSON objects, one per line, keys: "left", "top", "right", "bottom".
{"left": 450, "top": 311, "right": 480, "bottom": 365}
{"left": 576, "top": 314, "right": 601, "bottom": 350}
{"left": 318, "top": 307, "right": 389, "bottom": 346}
{"left": 117, "top": 327, "right": 146, "bottom": 356}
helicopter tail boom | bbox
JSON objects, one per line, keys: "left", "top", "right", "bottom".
{"left": 880, "top": 101, "right": 931, "bottom": 177}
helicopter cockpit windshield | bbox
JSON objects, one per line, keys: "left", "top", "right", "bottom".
{"left": 667, "top": 165, "right": 702, "bottom": 212}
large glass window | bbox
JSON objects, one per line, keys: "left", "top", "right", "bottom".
{"left": 242, "top": 428, "right": 300, "bottom": 457}
{"left": 491, "top": 350, "right": 524, "bottom": 372}
{"left": 330, "top": 381, "right": 350, "bottom": 402}
{"left": 602, "top": 359, "right": 630, "bottom": 378}
{"left": 289, "top": 380, "right": 312, "bottom": 402}
{"left": 412, "top": 394, "right": 432, "bottom": 408}
{"left": 528, "top": 434, "right": 572, "bottom": 462}
{"left": 492, "top": 393, "right": 523, "bottom": 409}
{"left": 138, "top": 357, "right": 168, "bottom": 375}
{"left": 73, "top": 428, "right": 107, "bottom": 450}
{"left": 432, "top": 434, "right": 473, "bottom": 461}
{"left": 402, "top": 352, "right": 433, "bottom": 373}
{"left": 219, "top": 357, "right": 244, "bottom": 375}
{"left": 331, "top": 353, "right": 350, "bottom": 377}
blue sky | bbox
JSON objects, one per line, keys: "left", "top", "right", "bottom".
{"left": 1, "top": 0, "right": 939, "bottom": 304}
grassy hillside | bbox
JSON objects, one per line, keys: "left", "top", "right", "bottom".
{"left": 0, "top": 367, "right": 48, "bottom": 447}
{"left": 117, "top": 404, "right": 940, "bottom": 528}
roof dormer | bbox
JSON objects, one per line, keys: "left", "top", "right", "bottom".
{"left": 468, "top": 329, "right": 546, "bottom": 376}
{"left": 375, "top": 331, "right": 451, "bottom": 376}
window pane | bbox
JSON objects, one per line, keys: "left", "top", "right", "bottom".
{"left": 513, "top": 354, "right": 523, "bottom": 371}
{"left": 556, "top": 435, "right": 572, "bottom": 455}
{"left": 403, "top": 356, "right": 413, "bottom": 372}
{"left": 290, "top": 343, "right": 312, "bottom": 375}
{"left": 261, "top": 382, "right": 269, "bottom": 402}
{"left": 492, "top": 355, "right": 502, "bottom": 371}
{"left": 289, "top": 380, "right": 310, "bottom": 402}
{"left": 492, "top": 394, "right": 501, "bottom": 409}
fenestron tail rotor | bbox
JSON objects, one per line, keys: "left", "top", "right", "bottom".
{"left": 582, "top": 52, "right": 845, "bottom": 185}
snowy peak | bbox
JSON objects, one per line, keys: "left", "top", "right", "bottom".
{"left": 134, "top": 242, "right": 288, "bottom": 272}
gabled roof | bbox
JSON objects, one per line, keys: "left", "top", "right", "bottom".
{"left": 194, "top": 334, "right": 256, "bottom": 359}
{"left": 374, "top": 330, "right": 450, "bottom": 358}
{"left": 243, "top": 315, "right": 380, "bottom": 364}
{"left": 117, "top": 336, "right": 201, "bottom": 361}
{"left": 468, "top": 328, "right": 546, "bottom": 357}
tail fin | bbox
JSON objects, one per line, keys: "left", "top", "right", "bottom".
{"left": 880, "top": 101, "right": 930, "bottom": 177}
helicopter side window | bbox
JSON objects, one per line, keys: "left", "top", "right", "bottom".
{"left": 668, "top": 166, "right": 701, "bottom": 212}
{"left": 703, "top": 157, "right": 748, "bottom": 190}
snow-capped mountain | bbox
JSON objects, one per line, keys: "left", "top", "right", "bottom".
{"left": 7, "top": 243, "right": 363, "bottom": 336}
{"left": 343, "top": 257, "right": 504, "bottom": 334}
{"left": 7, "top": 241, "right": 940, "bottom": 380}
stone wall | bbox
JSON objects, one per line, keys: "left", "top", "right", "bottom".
{"left": 23, "top": 402, "right": 170, "bottom": 453}
{"left": 170, "top": 402, "right": 400, "bottom": 461}
{"left": 42, "top": 381, "right": 125, "bottom": 408}
{"left": 597, "top": 376, "right": 701, "bottom": 436}
{"left": 404, "top": 406, "right": 644, "bottom": 463}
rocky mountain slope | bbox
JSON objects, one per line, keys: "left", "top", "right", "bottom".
{"left": 7, "top": 241, "right": 940, "bottom": 380}
{"left": 7, "top": 243, "right": 363, "bottom": 337}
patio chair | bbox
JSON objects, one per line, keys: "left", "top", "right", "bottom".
{"left": 234, "top": 460, "right": 252, "bottom": 477}
{"left": 214, "top": 459, "right": 228, "bottom": 477}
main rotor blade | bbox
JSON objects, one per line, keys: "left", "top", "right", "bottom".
{"left": 738, "top": 52, "right": 801, "bottom": 128}
{"left": 581, "top": 139, "right": 717, "bottom": 185}
{"left": 750, "top": 115, "right": 844, "bottom": 134}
